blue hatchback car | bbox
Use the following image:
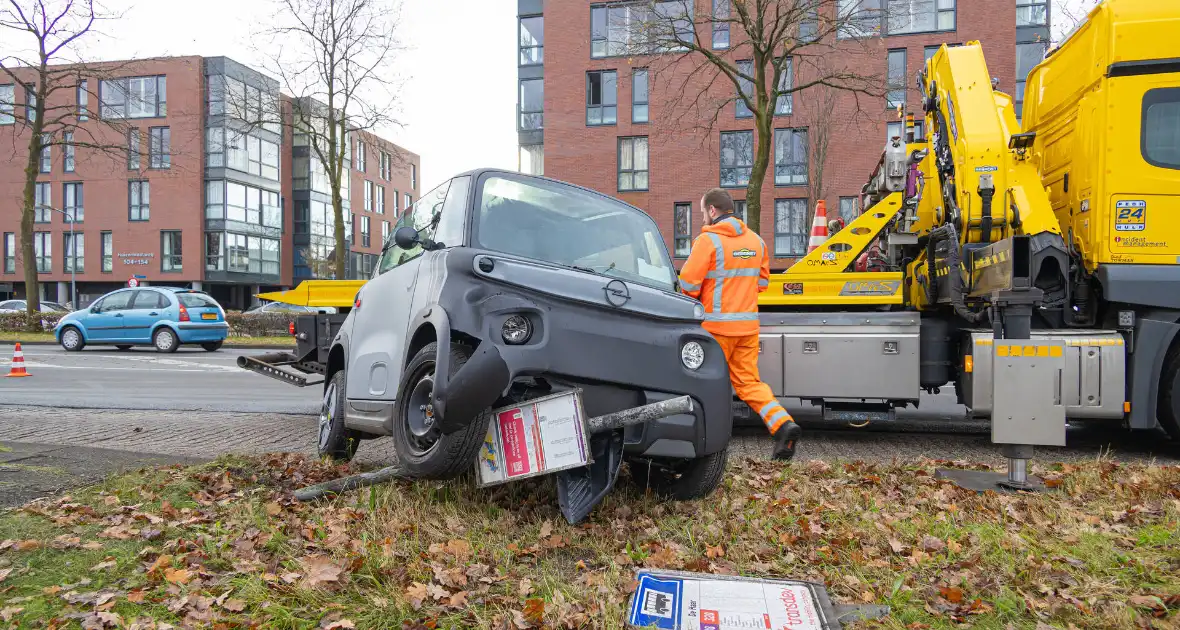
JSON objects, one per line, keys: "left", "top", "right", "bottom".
{"left": 55, "top": 287, "right": 229, "bottom": 353}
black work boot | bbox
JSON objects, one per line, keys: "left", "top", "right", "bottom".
{"left": 771, "top": 422, "right": 803, "bottom": 461}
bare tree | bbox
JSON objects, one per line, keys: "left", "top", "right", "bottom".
{"left": 1051, "top": 0, "right": 1098, "bottom": 45}
{"left": 626, "top": 0, "right": 882, "bottom": 234}
{"left": 258, "top": 0, "right": 403, "bottom": 279}
{"left": 803, "top": 80, "right": 838, "bottom": 228}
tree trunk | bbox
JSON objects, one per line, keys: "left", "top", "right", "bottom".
{"left": 746, "top": 116, "right": 773, "bottom": 236}
{"left": 332, "top": 186, "right": 346, "bottom": 279}
{"left": 21, "top": 73, "right": 48, "bottom": 317}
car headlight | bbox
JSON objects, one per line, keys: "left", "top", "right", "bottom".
{"left": 681, "top": 341, "right": 705, "bottom": 370}
{"left": 693, "top": 304, "right": 705, "bottom": 320}
{"left": 502, "top": 315, "right": 532, "bottom": 345}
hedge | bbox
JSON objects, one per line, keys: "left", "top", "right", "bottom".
{"left": 0, "top": 310, "right": 295, "bottom": 338}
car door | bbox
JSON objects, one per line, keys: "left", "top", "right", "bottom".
{"left": 122, "top": 290, "right": 169, "bottom": 342}
{"left": 346, "top": 179, "right": 452, "bottom": 402}
{"left": 85, "top": 291, "right": 134, "bottom": 341}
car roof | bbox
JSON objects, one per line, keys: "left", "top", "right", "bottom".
{"left": 451, "top": 168, "right": 649, "bottom": 215}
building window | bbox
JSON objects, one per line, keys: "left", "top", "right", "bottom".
{"left": 712, "top": 0, "right": 729, "bottom": 49}
{"left": 64, "top": 131, "right": 75, "bottom": 172}
{"left": 587, "top": 70, "right": 618, "bottom": 126}
{"left": 720, "top": 130, "right": 754, "bottom": 188}
{"left": 520, "top": 15, "right": 544, "bottom": 65}
{"left": 3, "top": 233, "right": 14, "bottom": 273}
{"left": 379, "top": 151, "right": 391, "bottom": 180}
{"left": 799, "top": 7, "right": 819, "bottom": 42}
{"left": 673, "top": 202, "right": 691, "bottom": 259}
{"left": 775, "top": 59, "right": 794, "bottom": 115}
{"left": 161, "top": 231, "right": 182, "bottom": 272}
{"left": 361, "top": 215, "right": 371, "bottom": 247}
{"left": 590, "top": 2, "right": 692, "bottom": 58}
{"left": 520, "top": 144, "right": 544, "bottom": 175}
{"left": 0, "top": 84, "right": 14, "bottom": 125}
{"left": 77, "top": 79, "right": 89, "bottom": 121}
{"left": 1015, "top": 42, "right": 1047, "bottom": 120}
{"left": 382, "top": 221, "right": 390, "bottom": 241}
{"left": 206, "top": 232, "right": 223, "bottom": 271}
{"left": 839, "top": 196, "right": 860, "bottom": 224}
{"left": 129, "top": 180, "right": 150, "bottom": 221}
{"left": 64, "top": 182, "right": 83, "bottom": 222}
{"left": 887, "top": 49, "right": 906, "bottom": 109}
{"left": 520, "top": 78, "right": 543, "bottom": 130}
{"left": 393, "top": 189, "right": 400, "bottom": 214}
{"left": 26, "top": 83, "right": 36, "bottom": 123}
{"left": 838, "top": 0, "right": 882, "bottom": 39}
{"left": 734, "top": 199, "right": 747, "bottom": 223}
{"left": 633, "top": 68, "right": 649, "bottom": 123}
{"left": 774, "top": 128, "right": 808, "bottom": 186}
{"left": 39, "top": 133, "right": 51, "bottom": 173}
{"left": 127, "top": 128, "right": 140, "bottom": 170}
{"left": 101, "top": 231, "right": 112, "bottom": 272}
{"left": 34, "top": 232, "right": 51, "bottom": 273}
{"left": 887, "top": 121, "right": 903, "bottom": 142}
{"left": 227, "top": 233, "right": 248, "bottom": 272}
{"left": 736, "top": 60, "right": 753, "bottom": 118}
{"left": 773, "top": 199, "right": 808, "bottom": 257}
{"left": 100, "top": 76, "right": 167, "bottom": 119}
{"left": 924, "top": 45, "right": 940, "bottom": 64}
{"left": 1016, "top": 0, "right": 1047, "bottom": 26}
{"left": 356, "top": 140, "right": 367, "bottom": 172}
{"left": 411, "top": 164, "right": 417, "bottom": 189}
{"left": 64, "top": 232, "right": 84, "bottom": 273}
{"left": 34, "top": 182, "right": 51, "bottom": 223}
{"left": 149, "top": 127, "right": 170, "bottom": 169}
{"left": 210, "top": 181, "right": 281, "bottom": 227}
{"left": 364, "top": 180, "right": 373, "bottom": 212}
{"left": 885, "top": 0, "right": 955, "bottom": 35}
{"left": 377, "top": 185, "right": 386, "bottom": 214}
{"left": 618, "top": 136, "right": 649, "bottom": 192}
{"left": 405, "top": 193, "right": 412, "bottom": 209}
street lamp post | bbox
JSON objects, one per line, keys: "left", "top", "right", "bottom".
{"left": 35, "top": 204, "right": 76, "bottom": 309}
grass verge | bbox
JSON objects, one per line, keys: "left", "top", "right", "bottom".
{"left": 0, "top": 455, "right": 1177, "bottom": 629}
{"left": 0, "top": 332, "right": 295, "bottom": 347}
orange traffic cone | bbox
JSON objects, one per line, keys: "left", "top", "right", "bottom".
{"left": 6, "top": 342, "right": 30, "bottom": 377}
{"left": 807, "top": 200, "right": 830, "bottom": 254}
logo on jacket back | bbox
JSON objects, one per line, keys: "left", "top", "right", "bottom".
{"left": 732, "top": 248, "right": 757, "bottom": 260}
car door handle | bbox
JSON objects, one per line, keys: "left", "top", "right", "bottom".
{"left": 149, "top": 312, "right": 158, "bottom": 316}
{"left": 115, "top": 313, "right": 124, "bottom": 317}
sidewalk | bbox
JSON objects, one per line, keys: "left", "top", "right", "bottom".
{"left": 0, "top": 441, "right": 206, "bottom": 508}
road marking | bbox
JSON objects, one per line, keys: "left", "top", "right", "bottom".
{"left": 0, "top": 364, "right": 223, "bottom": 373}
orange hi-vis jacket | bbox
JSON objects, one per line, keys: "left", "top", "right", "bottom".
{"left": 678, "top": 215, "right": 770, "bottom": 336}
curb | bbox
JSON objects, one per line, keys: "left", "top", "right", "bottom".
{"left": 1, "top": 339, "right": 295, "bottom": 351}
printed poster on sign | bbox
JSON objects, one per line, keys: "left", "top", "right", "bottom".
{"left": 476, "top": 390, "right": 590, "bottom": 487}
{"left": 627, "top": 570, "right": 838, "bottom": 630}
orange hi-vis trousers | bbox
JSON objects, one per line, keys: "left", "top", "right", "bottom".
{"left": 713, "top": 333, "right": 794, "bottom": 433}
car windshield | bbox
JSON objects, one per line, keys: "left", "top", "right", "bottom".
{"left": 473, "top": 175, "right": 676, "bottom": 292}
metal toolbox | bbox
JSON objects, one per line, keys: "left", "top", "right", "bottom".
{"left": 758, "top": 312, "right": 920, "bottom": 402}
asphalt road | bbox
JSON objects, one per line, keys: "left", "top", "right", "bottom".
{"left": 0, "top": 344, "right": 322, "bottom": 414}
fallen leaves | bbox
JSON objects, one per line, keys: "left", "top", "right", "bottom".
{"left": 523, "top": 598, "right": 545, "bottom": 624}
{"left": 920, "top": 535, "right": 946, "bottom": 553}
{"left": 299, "top": 555, "right": 345, "bottom": 588}
{"left": 163, "top": 567, "right": 192, "bottom": 585}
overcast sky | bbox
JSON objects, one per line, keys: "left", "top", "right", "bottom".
{"left": 1, "top": 0, "right": 518, "bottom": 192}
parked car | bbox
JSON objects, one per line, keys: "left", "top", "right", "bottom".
{"left": 243, "top": 301, "right": 337, "bottom": 316}
{"left": 0, "top": 299, "right": 64, "bottom": 313}
{"left": 54, "top": 287, "right": 229, "bottom": 353}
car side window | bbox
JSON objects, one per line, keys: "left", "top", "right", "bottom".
{"left": 97, "top": 292, "right": 133, "bottom": 312}
{"left": 0, "top": 301, "right": 17, "bottom": 309}
{"left": 435, "top": 175, "right": 470, "bottom": 250}
{"left": 377, "top": 179, "right": 452, "bottom": 275}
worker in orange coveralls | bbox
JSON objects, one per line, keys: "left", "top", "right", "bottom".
{"left": 678, "top": 188, "right": 802, "bottom": 460}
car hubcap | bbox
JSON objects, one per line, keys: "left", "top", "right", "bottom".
{"left": 63, "top": 330, "right": 78, "bottom": 348}
{"left": 405, "top": 372, "right": 440, "bottom": 454}
{"left": 158, "top": 332, "right": 173, "bottom": 350}
{"left": 319, "top": 382, "right": 336, "bottom": 449}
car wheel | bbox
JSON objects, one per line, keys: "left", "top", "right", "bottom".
{"left": 115, "top": 345, "right": 132, "bottom": 351}
{"left": 628, "top": 448, "right": 729, "bottom": 501}
{"left": 152, "top": 327, "right": 179, "bottom": 353}
{"left": 60, "top": 326, "right": 85, "bottom": 352}
{"left": 392, "top": 342, "right": 493, "bottom": 480}
{"left": 318, "top": 370, "right": 363, "bottom": 461}
{"left": 201, "top": 341, "right": 224, "bottom": 352}
{"left": 1157, "top": 346, "right": 1180, "bottom": 440}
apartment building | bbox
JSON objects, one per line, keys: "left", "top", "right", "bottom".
{"left": 0, "top": 56, "right": 420, "bottom": 308}
{"left": 516, "top": 0, "right": 1050, "bottom": 269}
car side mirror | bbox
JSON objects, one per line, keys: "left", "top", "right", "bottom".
{"left": 90, "top": 306, "right": 100, "bottom": 314}
{"left": 394, "top": 226, "right": 420, "bottom": 250}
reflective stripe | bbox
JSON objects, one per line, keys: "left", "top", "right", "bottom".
{"left": 680, "top": 279, "right": 701, "bottom": 291}
{"left": 707, "top": 268, "right": 761, "bottom": 279}
{"left": 757, "top": 401, "right": 778, "bottom": 419}
{"left": 723, "top": 217, "right": 743, "bottom": 235}
{"left": 706, "top": 232, "right": 725, "bottom": 314}
{"left": 766, "top": 409, "right": 791, "bottom": 426}
{"left": 703, "top": 312, "right": 760, "bottom": 322}
{"left": 758, "top": 278, "right": 769, "bottom": 288}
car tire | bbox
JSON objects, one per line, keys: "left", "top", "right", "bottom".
{"left": 153, "top": 327, "right": 179, "bottom": 353}
{"left": 392, "top": 342, "right": 492, "bottom": 480}
{"left": 60, "top": 326, "right": 85, "bottom": 352}
{"left": 201, "top": 341, "right": 224, "bottom": 352}
{"left": 1157, "top": 346, "right": 1180, "bottom": 440}
{"left": 628, "top": 448, "right": 729, "bottom": 501}
{"left": 115, "top": 345, "right": 132, "bottom": 351}
{"left": 318, "top": 370, "right": 362, "bottom": 461}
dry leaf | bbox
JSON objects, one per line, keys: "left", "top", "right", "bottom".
{"left": 539, "top": 520, "right": 553, "bottom": 538}
{"left": 222, "top": 598, "right": 246, "bottom": 612}
{"left": 163, "top": 568, "right": 192, "bottom": 585}
{"left": 448, "top": 591, "right": 469, "bottom": 608}
{"left": 705, "top": 544, "right": 725, "bottom": 559}
{"left": 300, "top": 556, "right": 344, "bottom": 588}
{"left": 427, "top": 583, "right": 450, "bottom": 601}
{"left": 920, "top": 535, "right": 946, "bottom": 553}
{"left": 444, "top": 539, "right": 473, "bottom": 561}
{"left": 322, "top": 619, "right": 355, "bottom": 630}
{"left": 82, "top": 541, "right": 104, "bottom": 550}
{"left": 939, "top": 586, "right": 964, "bottom": 604}
{"left": 0, "top": 608, "right": 22, "bottom": 623}
{"left": 15, "top": 540, "right": 41, "bottom": 551}
{"left": 147, "top": 554, "right": 173, "bottom": 575}
{"left": 406, "top": 583, "right": 429, "bottom": 610}
{"left": 0, "top": 568, "right": 11, "bottom": 583}
{"left": 91, "top": 559, "right": 117, "bottom": 571}
{"left": 888, "top": 538, "right": 904, "bottom": 553}
{"left": 265, "top": 502, "right": 282, "bottom": 516}
{"left": 127, "top": 590, "right": 147, "bottom": 604}
{"left": 524, "top": 598, "right": 545, "bottom": 623}
{"left": 518, "top": 577, "right": 534, "bottom": 597}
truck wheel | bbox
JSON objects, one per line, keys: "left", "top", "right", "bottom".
{"left": 318, "top": 370, "right": 362, "bottom": 461}
{"left": 629, "top": 448, "right": 729, "bottom": 501}
{"left": 392, "top": 342, "right": 492, "bottom": 480}
{"left": 1157, "top": 348, "right": 1180, "bottom": 440}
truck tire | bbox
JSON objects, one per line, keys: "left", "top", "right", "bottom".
{"left": 1157, "top": 348, "right": 1180, "bottom": 440}
{"left": 392, "top": 342, "right": 492, "bottom": 479}
{"left": 318, "top": 370, "right": 362, "bottom": 461}
{"left": 629, "top": 448, "right": 729, "bottom": 501}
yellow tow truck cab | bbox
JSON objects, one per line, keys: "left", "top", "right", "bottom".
{"left": 1022, "top": 0, "right": 1180, "bottom": 272}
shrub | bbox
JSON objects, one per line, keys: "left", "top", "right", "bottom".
{"left": 224, "top": 312, "right": 293, "bottom": 338}
{"left": 0, "top": 312, "right": 65, "bottom": 332}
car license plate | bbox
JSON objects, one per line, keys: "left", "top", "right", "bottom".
{"left": 201, "top": 313, "right": 218, "bottom": 320}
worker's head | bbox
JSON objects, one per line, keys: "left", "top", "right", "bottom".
{"left": 700, "top": 188, "right": 734, "bottom": 224}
